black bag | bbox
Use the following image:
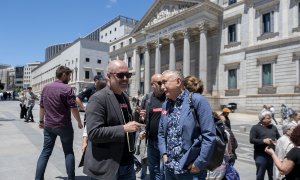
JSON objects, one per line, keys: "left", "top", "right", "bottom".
{"left": 183, "top": 93, "right": 227, "bottom": 171}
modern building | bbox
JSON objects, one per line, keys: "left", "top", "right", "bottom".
{"left": 45, "top": 43, "right": 71, "bottom": 61}
{"left": 0, "top": 64, "right": 12, "bottom": 90}
{"left": 31, "top": 38, "right": 109, "bottom": 94}
{"left": 23, "top": 61, "right": 41, "bottom": 89}
{"left": 110, "top": 0, "right": 300, "bottom": 113}
{"left": 14, "top": 66, "right": 24, "bottom": 89}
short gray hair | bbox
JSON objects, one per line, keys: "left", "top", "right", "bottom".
{"left": 282, "top": 123, "right": 297, "bottom": 134}
{"left": 162, "top": 70, "right": 183, "bottom": 80}
{"left": 258, "top": 110, "right": 272, "bottom": 121}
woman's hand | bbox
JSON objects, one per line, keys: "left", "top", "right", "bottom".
{"left": 265, "top": 146, "right": 275, "bottom": 156}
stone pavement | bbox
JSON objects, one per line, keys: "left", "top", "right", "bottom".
{"left": 0, "top": 100, "right": 275, "bottom": 179}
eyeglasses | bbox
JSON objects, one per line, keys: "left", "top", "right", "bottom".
{"left": 151, "top": 81, "right": 162, "bottom": 86}
{"left": 110, "top": 72, "right": 132, "bottom": 79}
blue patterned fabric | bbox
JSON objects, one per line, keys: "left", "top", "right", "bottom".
{"left": 165, "top": 91, "right": 187, "bottom": 174}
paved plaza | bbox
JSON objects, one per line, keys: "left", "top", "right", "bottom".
{"left": 0, "top": 100, "right": 277, "bottom": 180}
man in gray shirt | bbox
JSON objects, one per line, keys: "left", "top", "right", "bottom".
{"left": 24, "top": 86, "right": 37, "bottom": 122}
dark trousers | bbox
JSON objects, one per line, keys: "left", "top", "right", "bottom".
{"left": 20, "top": 104, "right": 27, "bottom": 119}
{"left": 35, "top": 125, "right": 75, "bottom": 180}
{"left": 89, "top": 164, "right": 136, "bottom": 180}
{"left": 26, "top": 105, "right": 34, "bottom": 121}
{"left": 254, "top": 152, "right": 273, "bottom": 180}
{"left": 148, "top": 139, "right": 165, "bottom": 180}
{"left": 165, "top": 168, "right": 207, "bottom": 180}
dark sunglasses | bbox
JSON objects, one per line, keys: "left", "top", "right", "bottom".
{"left": 111, "top": 72, "right": 132, "bottom": 79}
{"left": 151, "top": 81, "right": 162, "bottom": 86}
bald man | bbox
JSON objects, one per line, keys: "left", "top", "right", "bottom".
{"left": 138, "top": 74, "right": 166, "bottom": 180}
{"left": 83, "top": 60, "right": 145, "bottom": 180}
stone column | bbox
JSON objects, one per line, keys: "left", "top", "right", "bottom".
{"left": 133, "top": 48, "right": 141, "bottom": 95}
{"left": 124, "top": 52, "right": 128, "bottom": 64}
{"left": 144, "top": 45, "right": 150, "bottom": 94}
{"left": 155, "top": 41, "right": 161, "bottom": 73}
{"left": 183, "top": 30, "right": 190, "bottom": 77}
{"left": 199, "top": 22, "right": 208, "bottom": 93}
{"left": 169, "top": 35, "right": 176, "bottom": 70}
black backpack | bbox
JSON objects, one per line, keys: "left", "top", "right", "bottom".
{"left": 189, "top": 93, "right": 228, "bottom": 171}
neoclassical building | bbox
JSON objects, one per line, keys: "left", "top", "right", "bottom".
{"left": 109, "top": 0, "right": 300, "bottom": 112}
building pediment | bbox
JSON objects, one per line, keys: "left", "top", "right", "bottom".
{"left": 132, "top": 0, "right": 201, "bottom": 34}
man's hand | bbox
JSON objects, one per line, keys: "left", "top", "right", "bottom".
{"left": 139, "top": 131, "right": 146, "bottom": 140}
{"left": 123, "top": 121, "right": 146, "bottom": 133}
{"left": 82, "top": 137, "right": 88, "bottom": 152}
{"left": 187, "top": 164, "right": 200, "bottom": 173}
{"left": 78, "top": 122, "right": 83, "bottom": 129}
{"left": 263, "top": 138, "right": 273, "bottom": 145}
{"left": 162, "top": 154, "right": 168, "bottom": 163}
{"left": 39, "top": 121, "right": 44, "bottom": 129}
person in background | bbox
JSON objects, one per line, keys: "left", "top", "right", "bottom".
{"left": 270, "top": 105, "right": 278, "bottom": 125}
{"left": 25, "top": 87, "right": 37, "bottom": 122}
{"left": 273, "top": 123, "right": 297, "bottom": 180}
{"left": 76, "top": 74, "right": 107, "bottom": 152}
{"left": 183, "top": 75, "right": 204, "bottom": 95}
{"left": 250, "top": 110, "right": 281, "bottom": 180}
{"left": 35, "top": 66, "right": 83, "bottom": 180}
{"left": 265, "top": 125, "right": 300, "bottom": 180}
{"left": 139, "top": 73, "right": 166, "bottom": 180}
{"left": 19, "top": 90, "right": 27, "bottom": 119}
{"left": 221, "top": 108, "right": 232, "bottom": 130}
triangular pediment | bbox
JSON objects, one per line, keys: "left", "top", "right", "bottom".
{"left": 132, "top": 0, "right": 202, "bottom": 34}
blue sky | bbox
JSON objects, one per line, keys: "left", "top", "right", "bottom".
{"left": 0, "top": 0, "right": 154, "bottom": 66}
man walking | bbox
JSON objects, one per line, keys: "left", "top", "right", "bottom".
{"left": 83, "top": 60, "right": 145, "bottom": 180}
{"left": 158, "top": 70, "right": 216, "bottom": 180}
{"left": 140, "top": 74, "right": 166, "bottom": 180}
{"left": 35, "top": 66, "right": 83, "bottom": 180}
{"left": 25, "top": 87, "right": 37, "bottom": 122}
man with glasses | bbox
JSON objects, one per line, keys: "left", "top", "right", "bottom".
{"left": 84, "top": 60, "right": 145, "bottom": 180}
{"left": 139, "top": 74, "right": 166, "bottom": 180}
{"left": 158, "top": 70, "right": 216, "bottom": 180}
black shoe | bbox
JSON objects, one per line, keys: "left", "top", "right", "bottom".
{"left": 30, "top": 120, "right": 35, "bottom": 122}
{"left": 24, "top": 120, "right": 29, "bottom": 122}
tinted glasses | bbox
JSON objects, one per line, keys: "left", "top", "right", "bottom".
{"left": 151, "top": 81, "right": 162, "bottom": 86}
{"left": 111, "top": 72, "right": 132, "bottom": 79}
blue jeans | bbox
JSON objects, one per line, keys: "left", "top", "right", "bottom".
{"left": 26, "top": 105, "right": 34, "bottom": 121}
{"left": 254, "top": 152, "right": 273, "bottom": 180}
{"left": 165, "top": 168, "right": 207, "bottom": 180}
{"left": 148, "top": 139, "right": 165, "bottom": 180}
{"left": 89, "top": 164, "right": 136, "bottom": 180}
{"left": 35, "top": 125, "right": 75, "bottom": 180}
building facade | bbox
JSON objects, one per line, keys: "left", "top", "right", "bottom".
{"left": 110, "top": 0, "right": 300, "bottom": 113}
{"left": 23, "top": 61, "right": 41, "bottom": 89}
{"left": 31, "top": 38, "right": 109, "bottom": 94}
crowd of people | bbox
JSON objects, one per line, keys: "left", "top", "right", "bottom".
{"left": 19, "top": 60, "right": 300, "bottom": 180}
{"left": 0, "top": 90, "right": 16, "bottom": 100}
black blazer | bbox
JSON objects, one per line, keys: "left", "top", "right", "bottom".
{"left": 83, "top": 86, "right": 134, "bottom": 179}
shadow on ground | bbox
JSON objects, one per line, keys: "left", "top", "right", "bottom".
{"left": 0, "top": 118, "right": 15, "bottom": 121}
{"left": 55, "top": 176, "right": 90, "bottom": 180}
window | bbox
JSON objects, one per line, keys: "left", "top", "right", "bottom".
{"left": 262, "top": 64, "right": 272, "bottom": 86}
{"left": 86, "top": 58, "right": 90, "bottom": 62}
{"left": 115, "top": 27, "right": 117, "bottom": 31}
{"left": 113, "top": 46, "right": 116, "bottom": 51}
{"left": 228, "top": 0, "right": 236, "bottom": 5}
{"left": 129, "top": 38, "right": 132, "bottom": 44}
{"left": 97, "top": 59, "right": 101, "bottom": 64}
{"left": 140, "top": 82, "right": 144, "bottom": 94}
{"left": 101, "top": 35, "right": 103, "bottom": 39}
{"left": 97, "top": 72, "right": 102, "bottom": 76}
{"left": 128, "top": 57, "right": 132, "bottom": 68}
{"left": 85, "top": 71, "right": 90, "bottom": 79}
{"left": 120, "top": 42, "right": 123, "bottom": 48}
{"left": 105, "top": 33, "right": 107, "bottom": 36}
{"left": 228, "top": 24, "right": 237, "bottom": 42}
{"left": 228, "top": 69, "right": 237, "bottom": 89}
{"left": 262, "top": 12, "right": 274, "bottom": 33}
{"left": 110, "top": 30, "right": 112, "bottom": 34}
{"left": 140, "top": 53, "right": 144, "bottom": 66}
